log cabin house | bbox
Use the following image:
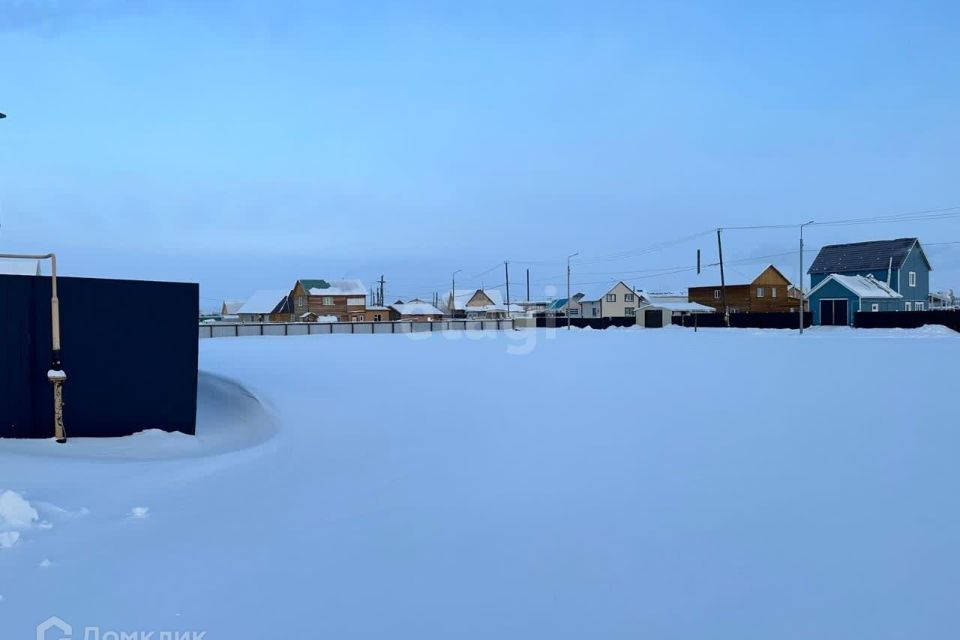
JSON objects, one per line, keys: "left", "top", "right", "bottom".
{"left": 688, "top": 265, "right": 802, "bottom": 314}
{"left": 290, "top": 279, "right": 370, "bottom": 322}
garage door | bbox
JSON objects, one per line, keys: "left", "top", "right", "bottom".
{"left": 819, "top": 299, "right": 849, "bottom": 326}
{"left": 644, "top": 309, "right": 663, "bottom": 328}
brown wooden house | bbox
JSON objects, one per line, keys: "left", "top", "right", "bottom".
{"left": 688, "top": 265, "right": 803, "bottom": 313}
{"left": 363, "top": 306, "right": 399, "bottom": 322}
{"left": 289, "top": 279, "right": 370, "bottom": 322}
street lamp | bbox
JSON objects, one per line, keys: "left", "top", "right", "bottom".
{"left": 799, "top": 220, "right": 815, "bottom": 334}
{"left": 566, "top": 252, "right": 579, "bottom": 330}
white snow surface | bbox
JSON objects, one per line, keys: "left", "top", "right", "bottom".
{"left": 307, "top": 279, "right": 367, "bottom": 296}
{"left": 0, "top": 491, "right": 39, "bottom": 528}
{"left": 1, "top": 327, "right": 958, "bottom": 638}
{"left": 810, "top": 273, "right": 902, "bottom": 299}
{"left": 235, "top": 289, "right": 288, "bottom": 315}
{"left": 390, "top": 302, "right": 444, "bottom": 317}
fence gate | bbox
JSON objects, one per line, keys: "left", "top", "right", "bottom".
{"left": 0, "top": 274, "right": 199, "bottom": 439}
{"left": 820, "top": 299, "right": 849, "bottom": 326}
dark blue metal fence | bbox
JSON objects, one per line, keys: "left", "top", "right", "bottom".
{"left": 854, "top": 310, "right": 960, "bottom": 332}
{"left": 0, "top": 274, "right": 198, "bottom": 439}
{"left": 535, "top": 317, "right": 636, "bottom": 329}
{"left": 672, "top": 312, "right": 812, "bottom": 329}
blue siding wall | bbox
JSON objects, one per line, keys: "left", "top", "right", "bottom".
{"left": 897, "top": 245, "right": 930, "bottom": 305}
{"left": 860, "top": 298, "right": 901, "bottom": 313}
{"left": 809, "top": 279, "right": 859, "bottom": 325}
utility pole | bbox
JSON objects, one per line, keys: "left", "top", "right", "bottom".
{"left": 567, "top": 252, "right": 579, "bottom": 330}
{"left": 717, "top": 228, "right": 729, "bottom": 326}
{"left": 799, "top": 220, "right": 814, "bottom": 334}
{"left": 377, "top": 275, "right": 386, "bottom": 307}
{"left": 451, "top": 269, "right": 461, "bottom": 317}
{"left": 526, "top": 269, "right": 530, "bottom": 302}
{"left": 504, "top": 261, "right": 511, "bottom": 316}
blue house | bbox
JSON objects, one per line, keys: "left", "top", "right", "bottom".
{"left": 807, "top": 238, "right": 932, "bottom": 325}
{"left": 807, "top": 274, "right": 902, "bottom": 325}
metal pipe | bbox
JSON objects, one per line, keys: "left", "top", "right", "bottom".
{"left": 0, "top": 252, "right": 67, "bottom": 442}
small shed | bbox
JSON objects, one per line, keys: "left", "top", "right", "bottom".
{"left": 636, "top": 300, "right": 715, "bottom": 328}
{"left": 808, "top": 274, "right": 902, "bottom": 326}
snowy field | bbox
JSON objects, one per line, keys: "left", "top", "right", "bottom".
{"left": 2, "top": 326, "right": 958, "bottom": 639}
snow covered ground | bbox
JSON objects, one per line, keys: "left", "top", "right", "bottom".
{"left": 2, "top": 326, "right": 958, "bottom": 639}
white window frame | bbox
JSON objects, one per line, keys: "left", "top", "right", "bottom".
{"left": 909, "top": 271, "right": 917, "bottom": 287}
{"left": 605, "top": 293, "right": 616, "bottom": 303}
{"left": 915, "top": 302, "right": 924, "bottom": 311}
{"left": 714, "top": 290, "right": 721, "bottom": 299}
{"left": 771, "top": 287, "right": 777, "bottom": 298}
{"left": 624, "top": 307, "right": 634, "bottom": 317}
{"left": 871, "top": 303, "right": 879, "bottom": 312}
{"left": 756, "top": 287, "right": 764, "bottom": 298}
{"left": 322, "top": 296, "right": 333, "bottom": 306}
{"left": 905, "top": 301, "right": 912, "bottom": 311}
{"left": 624, "top": 293, "right": 635, "bottom": 303}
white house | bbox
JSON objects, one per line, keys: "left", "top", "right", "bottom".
{"left": 444, "top": 289, "right": 508, "bottom": 319}
{"left": 236, "top": 290, "right": 291, "bottom": 323}
{"left": 929, "top": 290, "right": 957, "bottom": 309}
{"left": 635, "top": 292, "right": 714, "bottom": 328}
{"left": 578, "top": 281, "right": 642, "bottom": 319}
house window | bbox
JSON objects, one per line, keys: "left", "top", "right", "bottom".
{"left": 592, "top": 307, "right": 599, "bottom": 317}
{"left": 871, "top": 303, "right": 879, "bottom": 312}
{"left": 624, "top": 293, "right": 635, "bottom": 303}
{"left": 714, "top": 290, "right": 721, "bottom": 299}
{"left": 351, "top": 314, "right": 364, "bottom": 322}
{"left": 915, "top": 302, "right": 924, "bottom": 311}
{"left": 624, "top": 307, "right": 634, "bottom": 317}
{"left": 569, "top": 308, "right": 579, "bottom": 316}
{"left": 905, "top": 301, "right": 912, "bottom": 311}
{"left": 373, "top": 314, "right": 382, "bottom": 322}
{"left": 605, "top": 293, "right": 616, "bottom": 302}
{"left": 756, "top": 287, "right": 764, "bottom": 298}
{"left": 296, "top": 295, "right": 306, "bottom": 312}
{"left": 909, "top": 271, "right": 917, "bottom": 287}
{"left": 322, "top": 296, "right": 333, "bottom": 306}
{"left": 771, "top": 287, "right": 777, "bottom": 298}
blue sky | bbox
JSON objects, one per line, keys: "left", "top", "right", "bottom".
{"left": 2, "top": 0, "right": 959, "bottom": 308}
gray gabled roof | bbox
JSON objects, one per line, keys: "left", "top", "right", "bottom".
{"left": 808, "top": 238, "right": 926, "bottom": 275}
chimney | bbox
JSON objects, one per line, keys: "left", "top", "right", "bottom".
{"left": 886, "top": 256, "right": 893, "bottom": 287}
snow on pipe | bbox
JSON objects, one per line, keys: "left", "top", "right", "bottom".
{"left": 0, "top": 252, "right": 67, "bottom": 443}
